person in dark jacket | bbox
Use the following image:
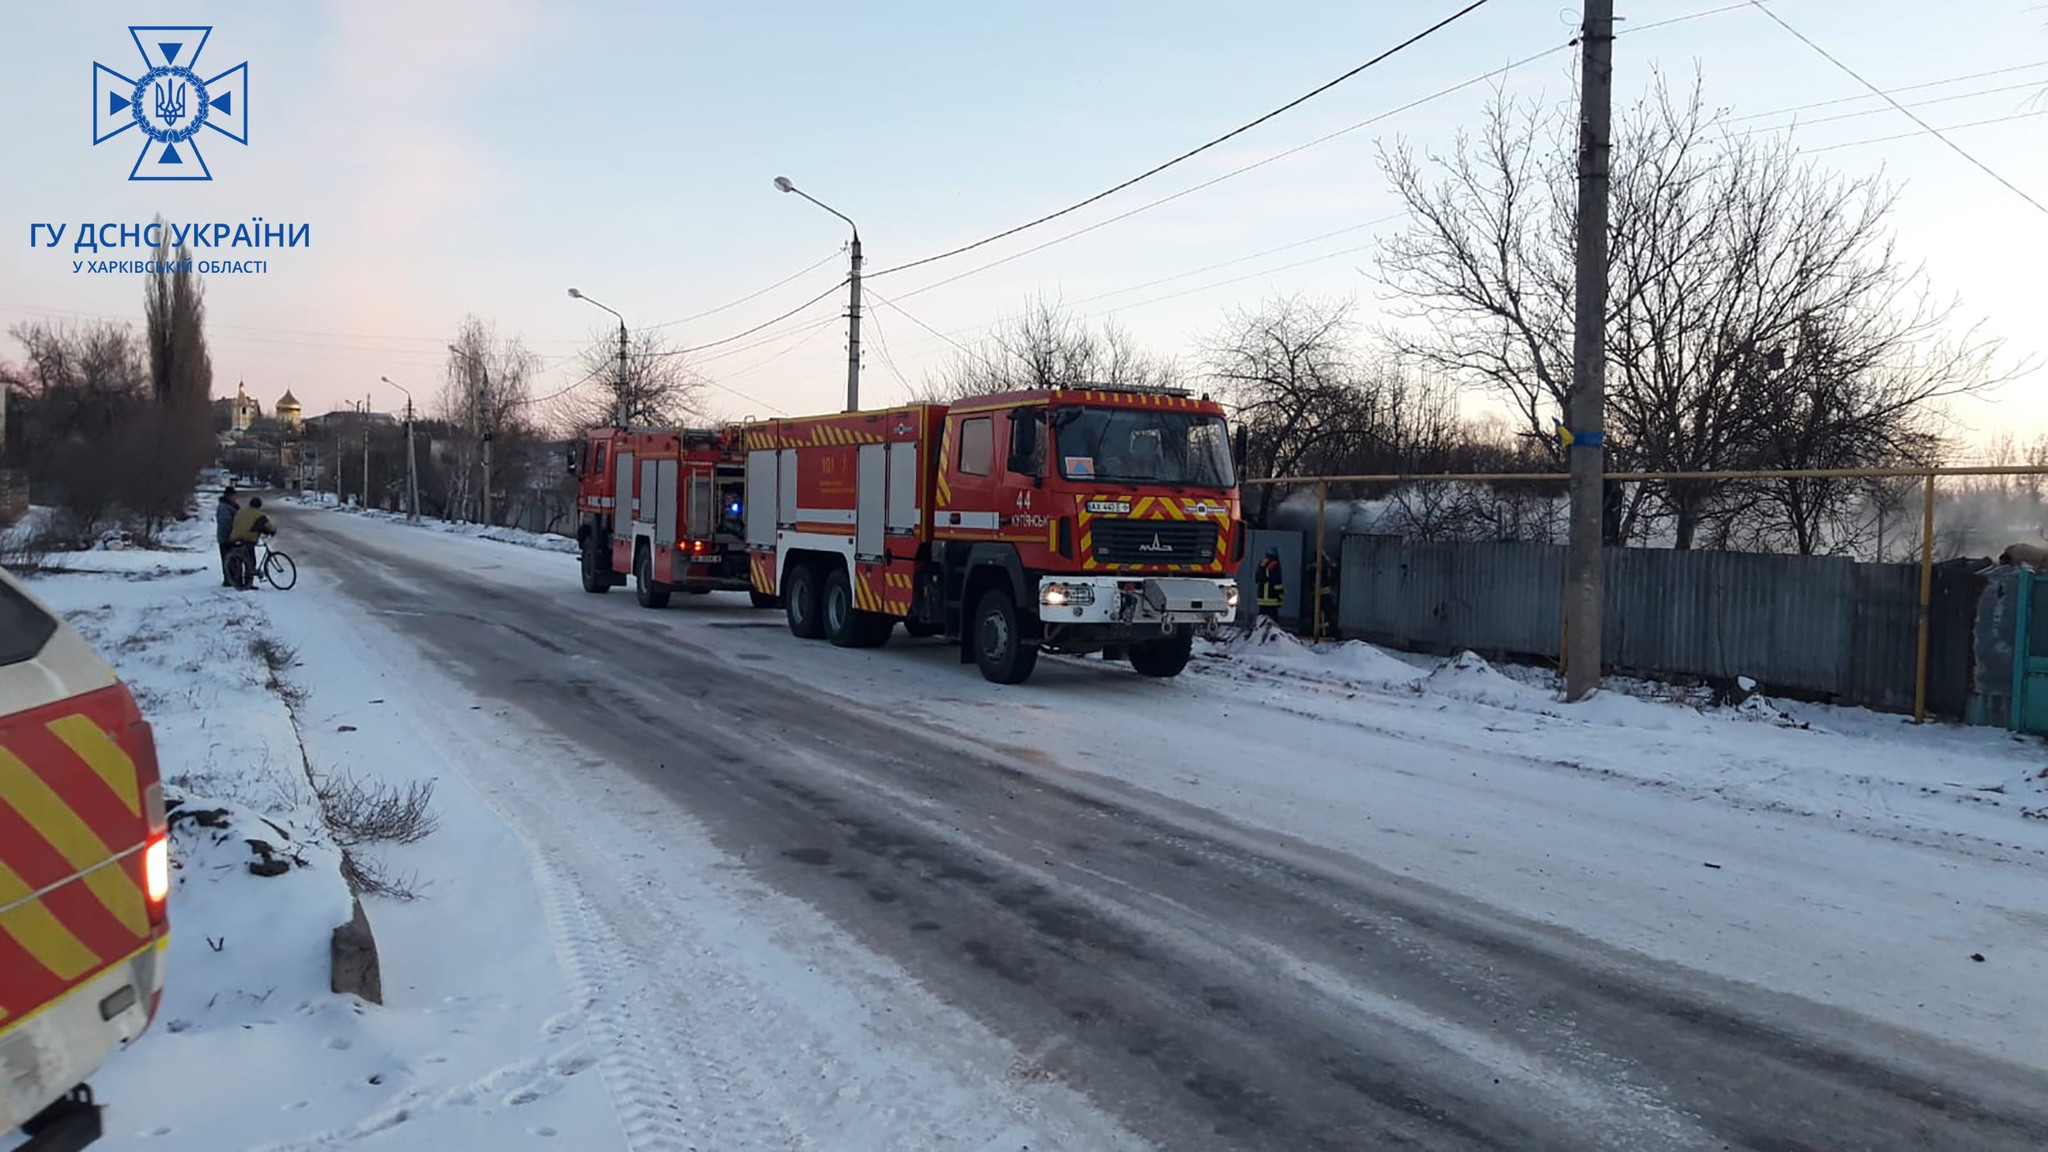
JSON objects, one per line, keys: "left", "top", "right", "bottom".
{"left": 215, "top": 487, "right": 240, "bottom": 586}
{"left": 1255, "top": 546, "right": 1284, "bottom": 620}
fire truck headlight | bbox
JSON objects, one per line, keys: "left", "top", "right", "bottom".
{"left": 1225, "top": 584, "right": 1241, "bottom": 609}
{"left": 1040, "top": 583, "right": 1095, "bottom": 608}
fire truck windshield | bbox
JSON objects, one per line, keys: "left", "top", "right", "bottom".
{"left": 1051, "top": 405, "right": 1236, "bottom": 489}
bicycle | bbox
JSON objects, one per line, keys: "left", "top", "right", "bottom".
{"left": 228, "top": 536, "right": 297, "bottom": 591}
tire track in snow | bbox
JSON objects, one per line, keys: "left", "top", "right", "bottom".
{"left": 523, "top": 847, "right": 734, "bottom": 1152}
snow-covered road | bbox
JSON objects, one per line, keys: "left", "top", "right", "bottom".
{"left": 240, "top": 503, "right": 2048, "bottom": 1151}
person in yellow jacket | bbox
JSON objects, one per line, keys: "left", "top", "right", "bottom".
{"left": 227, "top": 497, "right": 276, "bottom": 589}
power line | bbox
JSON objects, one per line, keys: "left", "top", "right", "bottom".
{"left": 881, "top": 0, "right": 1751, "bottom": 306}
{"left": 1734, "top": 79, "right": 2048, "bottom": 136}
{"left": 1726, "top": 58, "right": 2048, "bottom": 121}
{"left": 880, "top": 215, "right": 1409, "bottom": 363}
{"left": 859, "top": 300, "right": 913, "bottom": 393}
{"left": 661, "top": 278, "right": 849, "bottom": 357}
{"left": 691, "top": 314, "right": 841, "bottom": 364}
{"left": 863, "top": 290, "right": 997, "bottom": 374}
{"left": 869, "top": 0, "right": 1499, "bottom": 280}
{"left": 1803, "top": 107, "right": 2048, "bottom": 153}
{"left": 644, "top": 249, "right": 845, "bottom": 331}
{"left": 886, "top": 47, "right": 1563, "bottom": 305}
{"left": 1747, "top": 1, "right": 2048, "bottom": 218}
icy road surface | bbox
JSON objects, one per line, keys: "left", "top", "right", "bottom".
{"left": 279, "top": 506, "right": 2048, "bottom": 1151}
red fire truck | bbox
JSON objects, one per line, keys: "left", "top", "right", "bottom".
{"left": 569, "top": 426, "right": 772, "bottom": 609}
{"left": 739, "top": 385, "right": 1242, "bottom": 683}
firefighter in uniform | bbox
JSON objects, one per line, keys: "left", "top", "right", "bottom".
{"left": 1255, "top": 546, "right": 1285, "bottom": 621}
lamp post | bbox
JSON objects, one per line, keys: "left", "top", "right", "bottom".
{"left": 380, "top": 375, "right": 421, "bottom": 522}
{"left": 448, "top": 345, "right": 494, "bottom": 526}
{"left": 567, "top": 288, "right": 629, "bottom": 427}
{"left": 773, "top": 176, "right": 862, "bottom": 412}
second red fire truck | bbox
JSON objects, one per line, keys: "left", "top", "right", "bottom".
{"left": 572, "top": 384, "right": 1242, "bottom": 684}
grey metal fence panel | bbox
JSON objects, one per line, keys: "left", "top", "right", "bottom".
{"left": 1335, "top": 535, "right": 1963, "bottom": 714}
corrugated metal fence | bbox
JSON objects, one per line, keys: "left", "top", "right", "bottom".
{"left": 1335, "top": 536, "right": 1975, "bottom": 715}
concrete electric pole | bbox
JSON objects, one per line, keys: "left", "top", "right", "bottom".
{"left": 362, "top": 393, "right": 371, "bottom": 511}
{"left": 383, "top": 376, "right": 420, "bottom": 522}
{"left": 479, "top": 360, "right": 493, "bottom": 528}
{"left": 1563, "top": 0, "right": 1614, "bottom": 703}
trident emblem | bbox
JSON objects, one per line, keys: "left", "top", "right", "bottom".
{"left": 92, "top": 26, "right": 249, "bottom": 181}
{"left": 153, "top": 78, "right": 187, "bottom": 125}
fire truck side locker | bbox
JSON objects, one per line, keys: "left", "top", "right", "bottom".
{"left": 856, "top": 443, "right": 887, "bottom": 561}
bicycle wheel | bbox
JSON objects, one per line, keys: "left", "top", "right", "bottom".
{"left": 263, "top": 550, "right": 298, "bottom": 590}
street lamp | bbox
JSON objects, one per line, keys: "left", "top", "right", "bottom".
{"left": 379, "top": 375, "right": 421, "bottom": 523}
{"left": 567, "top": 287, "right": 630, "bottom": 427}
{"left": 773, "top": 175, "right": 862, "bottom": 412}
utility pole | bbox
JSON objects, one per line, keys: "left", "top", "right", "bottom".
{"left": 1563, "top": 0, "right": 1614, "bottom": 702}
{"left": 405, "top": 396, "right": 420, "bottom": 522}
{"left": 844, "top": 232, "right": 862, "bottom": 413}
{"left": 616, "top": 321, "right": 629, "bottom": 428}
{"left": 479, "top": 359, "right": 494, "bottom": 528}
{"left": 362, "top": 393, "right": 371, "bottom": 511}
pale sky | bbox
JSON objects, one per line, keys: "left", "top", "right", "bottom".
{"left": 2, "top": 1, "right": 2043, "bottom": 450}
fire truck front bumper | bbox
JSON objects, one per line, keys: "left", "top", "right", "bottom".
{"left": 1036, "top": 576, "right": 1238, "bottom": 628}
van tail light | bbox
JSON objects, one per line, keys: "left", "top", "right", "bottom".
{"left": 144, "top": 834, "right": 170, "bottom": 905}
{"left": 129, "top": 715, "right": 171, "bottom": 930}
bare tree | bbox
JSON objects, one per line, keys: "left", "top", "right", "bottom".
{"left": 914, "top": 294, "right": 1180, "bottom": 402}
{"left": 547, "top": 327, "right": 709, "bottom": 434}
{"left": 439, "top": 316, "right": 540, "bottom": 524}
{"left": 1203, "top": 294, "right": 1475, "bottom": 525}
{"left": 1376, "top": 71, "right": 2013, "bottom": 551}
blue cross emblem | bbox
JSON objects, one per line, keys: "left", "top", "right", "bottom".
{"left": 92, "top": 26, "right": 248, "bottom": 182}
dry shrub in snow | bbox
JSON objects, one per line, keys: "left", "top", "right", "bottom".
{"left": 313, "top": 770, "right": 440, "bottom": 847}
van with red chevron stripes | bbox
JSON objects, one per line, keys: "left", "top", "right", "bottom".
{"left": 0, "top": 565, "right": 170, "bottom": 1151}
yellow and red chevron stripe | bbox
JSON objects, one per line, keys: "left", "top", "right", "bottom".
{"left": 883, "top": 569, "right": 914, "bottom": 616}
{"left": 1076, "top": 494, "right": 1234, "bottom": 573}
{"left": 0, "top": 688, "right": 157, "bottom": 1030}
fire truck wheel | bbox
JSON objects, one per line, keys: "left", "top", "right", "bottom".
{"left": 579, "top": 539, "right": 612, "bottom": 594}
{"left": 634, "top": 547, "right": 672, "bottom": 609}
{"left": 972, "top": 588, "right": 1039, "bottom": 685}
{"left": 822, "top": 567, "right": 891, "bottom": 648}
{"left": 1127, "top": 630, "right": 1195, "bottom": 678}
{"left": 785, "top": 563, "right": 826, "bottom": 639}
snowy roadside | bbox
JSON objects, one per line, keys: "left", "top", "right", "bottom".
{"left": 1193, "top": 620, "right": 2048, "bottom": 835}
{"left": 7, "top": 514, "right": 620, "bottom": 1150}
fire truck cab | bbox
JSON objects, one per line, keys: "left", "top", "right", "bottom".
{"left": 569, "top": 426, "right": 770, "bottom": 610}
{"left": 741, "top": 385, "right": 1242, "bottom": 684}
